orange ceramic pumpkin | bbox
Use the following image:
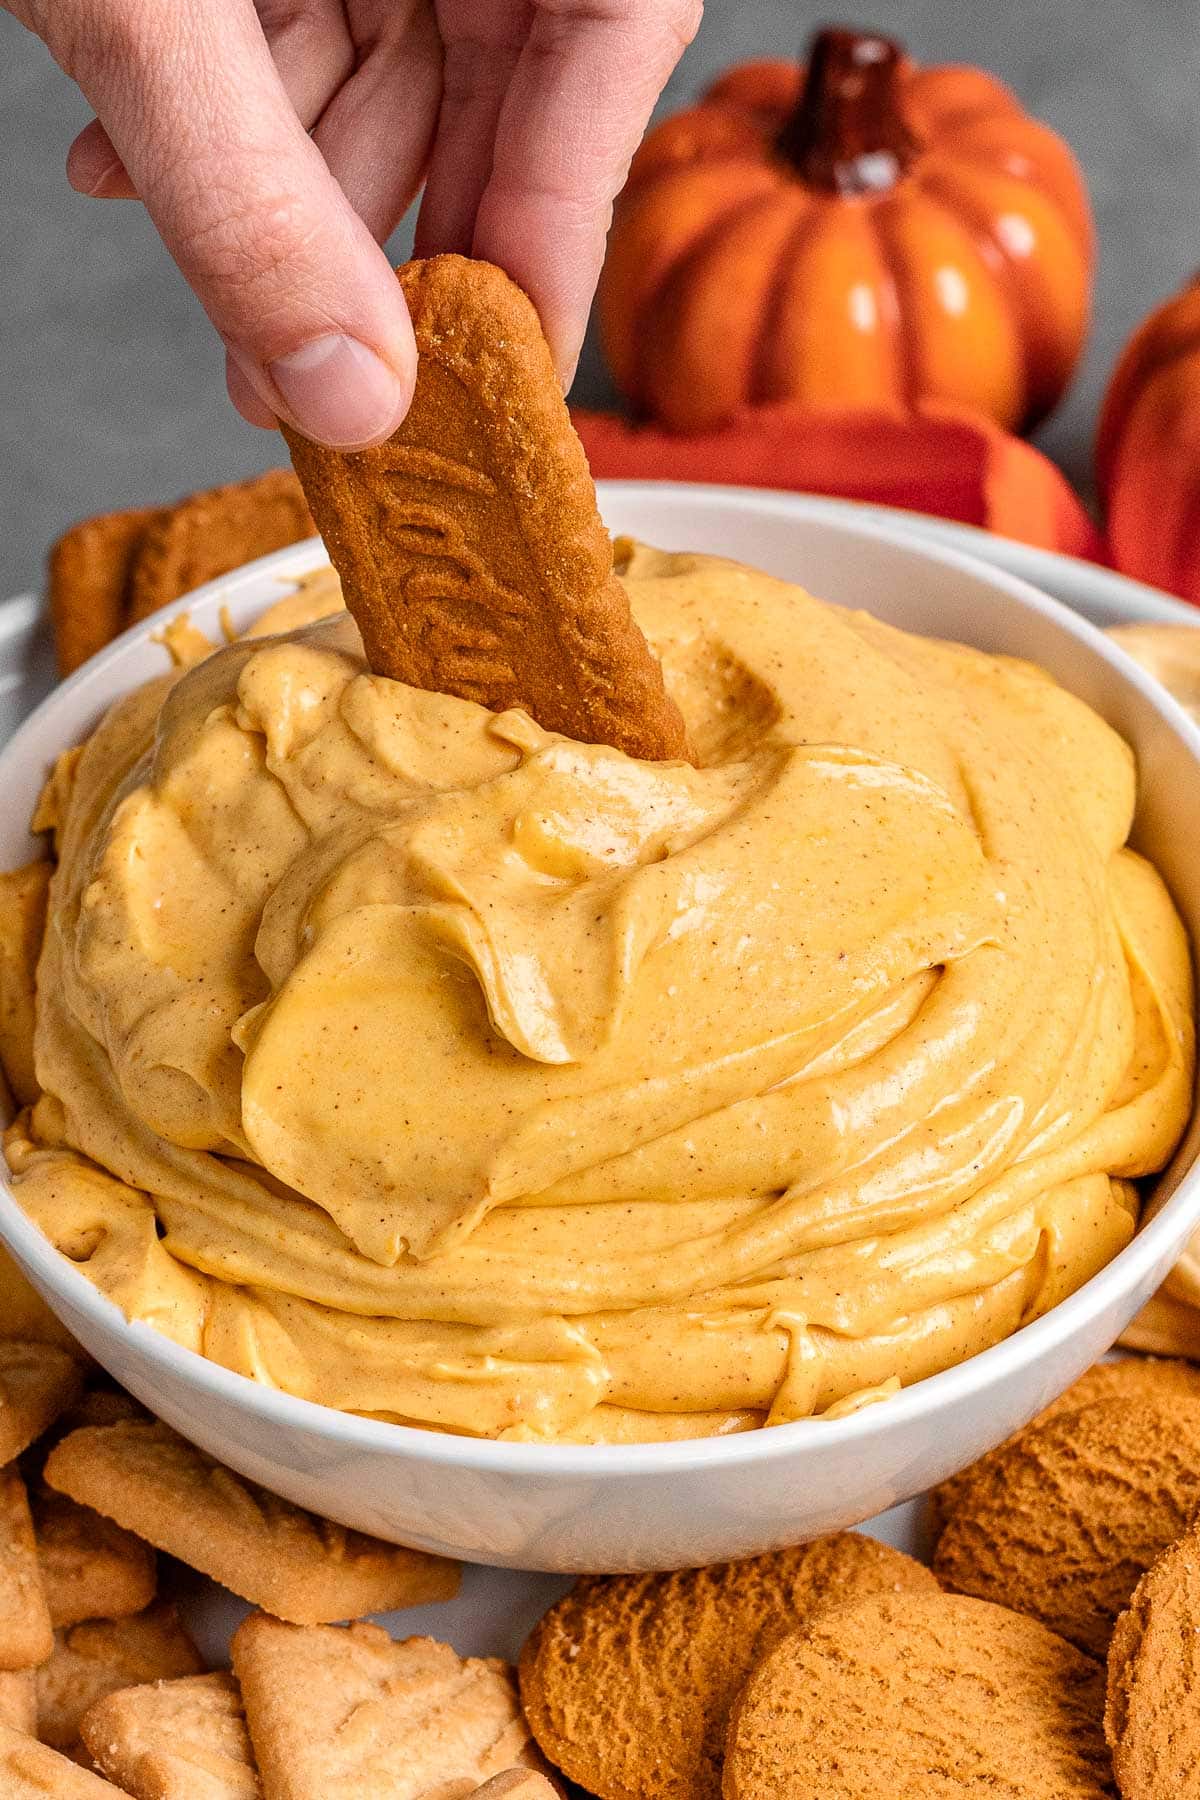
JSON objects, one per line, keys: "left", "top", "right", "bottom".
{"left": 599, "top": 27, "right": 1095, "bottom": 434}
{"left": 1098, "top": 273, "right": 1200, "bottom": 602}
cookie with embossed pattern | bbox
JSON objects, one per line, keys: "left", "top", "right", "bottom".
{"left": 32, "top": 1487, "right": 156, "bottom": 1629}
{"left": 48, "top": 504, "right": 161, "bottom": 675}
{"left": 0, "top": 1721, "right": 126, "bottom": 1796}
{"left": 81, "top": 1671, "right": 261, "bottom": 1800}
{"left": 43, "top": 1420, "right": 459, "bottom": 1625}
{"left": 470, "top": 1774, "right": 560, "bottom": 1800}
{"left": 0, "top": 1343, "right": 83, "bottom": 1466}
{"left": 0, "top": 1669, "right": 35, "bottom": 1735}
{"left": 0, "top": 1464, "right": 51, "bottom": 1671}
{"left": 232, "top": 1611, "right": 553, "bottom": 1800}
{"left": 37, "top": 1601, "right": 203, "bottom": 1756}
{"left": 284, "top": 255, "right": 688, "bottom": 762}
{"left": 126, "top": 471, "right": 315, "bottom": 626}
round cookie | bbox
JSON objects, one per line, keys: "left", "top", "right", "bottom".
{"left": 1106, "top": 1523, "right": 1200, "bottom": 1797}
{"left": 933, "top": 1395, "right": 1200, "bottom": 1656}
{"left": 927, "top": 1357, "right": 1200, "bottom": 1540}
{"left": 723, "top": 1590, "right": 1114, "bottom": 1800}
{"left": 518, "top": 1532, "right": 937, "bottom": 1800}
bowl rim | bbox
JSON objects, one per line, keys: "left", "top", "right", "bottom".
{"left": 3, "top": 481, "right": 1200, "bottom": 1477}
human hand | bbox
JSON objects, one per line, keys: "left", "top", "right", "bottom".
{"left": 9, "top": 0, "right": 700, "bottom": 447}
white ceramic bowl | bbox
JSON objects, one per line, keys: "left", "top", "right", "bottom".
{"left": 3, "top": 485, "right": 1200, "bottom": 1574}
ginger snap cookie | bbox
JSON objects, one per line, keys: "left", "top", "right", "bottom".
{"left": 927, "top": 1356, "right": 1200, "bottom": 1540}
{"left": 933, "top": 1395, "right": 1200, "bottom": 1656}
{"left": 284, "top": 254, "right": 688, "bottom": 762}
{"left": 723, "top": 1590, "right": 1114, "bottom": 1800}
{"left": 518, "top": 1532, "right": 937, "bottom": 1800}
{"left": 1105, "top": 1520, "right": 1200, "bottom": 1798}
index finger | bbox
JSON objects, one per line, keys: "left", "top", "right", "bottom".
{"left": 448, "top": 0, "right": 701, "bottom": 383}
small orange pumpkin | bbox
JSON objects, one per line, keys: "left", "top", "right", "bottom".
{"left": 599, "top": 27, "right": 1095, "bottom": 435}
{"left": 1098, "top": 273, "right": 1200, "bottom": 603}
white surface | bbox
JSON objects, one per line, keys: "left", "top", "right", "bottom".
{"left": 2, "top": 488, "right": 1200, "bottom": 1598}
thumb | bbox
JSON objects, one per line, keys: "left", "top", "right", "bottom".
{"left": 50, "top": 0, "right": 416, "bottom": 449}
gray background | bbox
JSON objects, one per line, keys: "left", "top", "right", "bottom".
{"left": 1, "top": 0, "right": 1196, "bottom": 600}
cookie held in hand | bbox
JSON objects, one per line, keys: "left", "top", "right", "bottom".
{"left": 284, "top": 255, "right": 688, "bottom": 763}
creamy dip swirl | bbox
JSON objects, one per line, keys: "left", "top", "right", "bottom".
{"left": 5, "top": 545, "right": 1194, "bottom": 1442}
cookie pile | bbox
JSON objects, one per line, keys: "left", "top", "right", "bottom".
{"left": 0, "top": 1251, "right": 557, "bottom": 1799}
{"left": 519, "top": 1355, "right": 1200, "bottom": 1800}
{"left": 7, "top": 1241, "right": 1200, "bottom": 1796}
{"left": 47, "top": 469, "right": 315, "bottom": 674}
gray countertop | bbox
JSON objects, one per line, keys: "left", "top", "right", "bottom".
{"left": 3, "top": 0, "right": 1197, "bottom": 601}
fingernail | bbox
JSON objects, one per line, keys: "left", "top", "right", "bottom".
{"left": 268, "top": 335, "right": 408, "bottom": 449}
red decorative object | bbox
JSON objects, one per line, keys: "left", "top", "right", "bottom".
{"left": 1098, "top": 273, "right": 1200, "bottom": 603}
{"left": 573, "top": 404, "right": 1104, "bottom": 561}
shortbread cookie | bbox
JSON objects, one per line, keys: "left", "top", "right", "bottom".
{"left": 933, "top": 1396, "right": 1200, "bottom": 1655}
{"left": 0, "top": 1465, "right": 51, "bottom": 1670}
{"left": 232, "top": 1611, "right": 548, "bottom": 1800}
{"left": 0, "top": 861, "right": 50, "bottom": 1108}
{"left": 48, "top": 505, "right": 160, "bottom": 675}
{"left": 1120, "top": 1287, "right": 1200, "bottom": 1357}
{"left": 126, "top": 471, "right": 314, "bottom": 625}
{"left": 81, "top": 1671, "right": 261, "bottom": 1800}
{"left": 928, "top": 1357, "right": 1200, "bottom": 1539}
{"left": 723, "top": 1590, "right": 1114, "bottom": 1799}
{"left": 1105, "top": 1521, "right": 1200, "bottom": 1798}
{"left": 0, "top": 1669, "right": 36, "bottom": 1734}
{"left": 0, "top": 1721, "right": 125, "bottom": 1796}
{"left": 1109, "top": 623, "right": 1200, "bottom": 722}
{"left": 0, "top": 1251, "right": 78, "bottom": 1355}
{"left": 471, "top": 1775, "right": 559, "bottom": 1799}
{"left": 0, "top": 1344, "right": 83, "bottom": 1466}
{"left": 57, "top": 1385, "right": 151, "bottom": 1438}
{"left": 36, "top": 1601, "right": 203, "bottom": 1754}
{"left": 33, "top": 1489, "right": 156, "bottom": 1628}
{"left": 519, "top": 1532, "right": 938, "bottom": 1800}
{"left": 43, "top": 1420, "right": 459, "bottom": 1625}
{"left": 285, "top": 255, "right": 688, "bottom": 762}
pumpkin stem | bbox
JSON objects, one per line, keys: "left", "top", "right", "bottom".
{"left": 777, "top": 25, "right": 917, "bottom": 195}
